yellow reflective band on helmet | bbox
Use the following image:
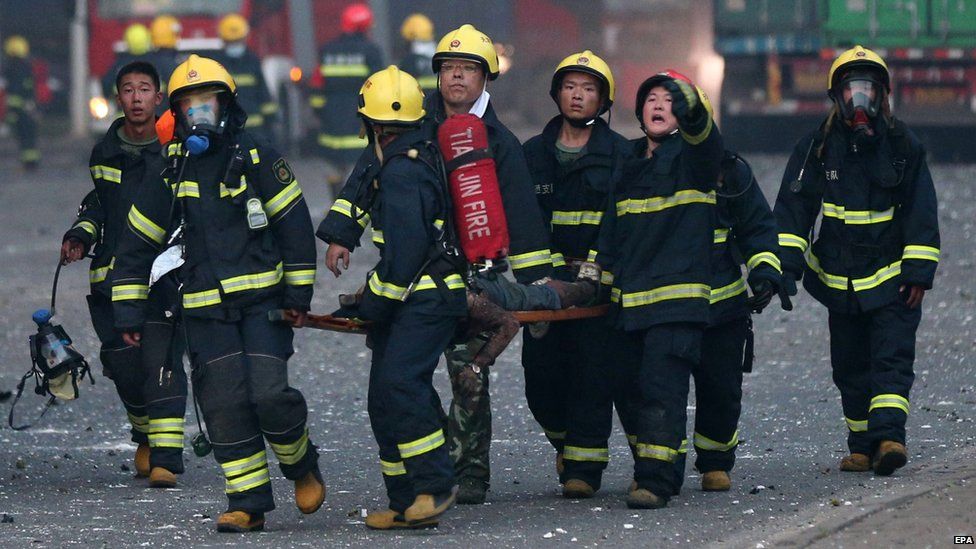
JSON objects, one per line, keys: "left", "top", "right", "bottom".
{"left": 113, "top": 283, "right": 149, "bottom": 301}
{"left": 284, "top": 267, "right": 316, "bottom": 286}
{"left": 551, "top": 252, "right": 566, "bottom": 267}
{"left": 219, "top": 178, "right": 247, "bottom": 198}
{"left": 869, "top": 394, "right": 909, "bottom": 415}
{"left": 75, "top": 220, "right": 98, "bottom": 239}
{"left": 222, "top": 450, "right": 271, "bottom": 494}
{"left": 318, "top": 133, "right": 367, "bottom": 149}
{"left": 127, "top": 412, "right": 150, "bottom": 433}
{"left": 309, "top": 95, "right": 326, "bottom": 108}
{"left": 261, "top": 102, "right": 278, "bottom": 115}
{"left": 544, "top": 428, "right": 567, "bottom": 441}
{"left": 183, "top": 288, "right": 222, "bottom": 309}
{"left": 320, "top": 64, "right": 371, "bottom": 77}
{"left": 551, "top": 210, "right": 604, "bottom": 226}
{"left": 693, "top": 430, "right": 739, "bottom": 452}
{"left": 148, "top": 417, "right": 185, "bottom": 449}
{"left": 747, "top": 251, "right": 783, "bottom": 273}
{"left": 678, "top": 439, "right": 689, "bottom": 454}
{"left": 509, "top": 249, "right": 553, "bottom": 271}
{"left": 681, "top": 114, "right": 713, "bottom": 146}
{"left": 611, "top": 283, "right": 710, "bottom": 309}
{"left": 397, "top": 429, "right": 446, "bottom": 459}
{"left": 616, "top": 190, "right": 716, "bottom": 217}
{"left": 249, "top": 148, "right": 260, "bottom": 164}
{"left": 91, "top": 165, "right": 122, "bottom": 184}
{"left": 709, "top": 278, "right": 747, "bottom": 304}
{"left": 269, "top": 429, "right": 309, "bottom": 466}
{"left": 601, "top": 270, "right": 614, "bottom": 286}
{"left": 902, "top": 245, "right": 940, "bottom": 262}
{"left": 822, "top": 202, "right": 894, "bottom": 225}
{"left": 372, "top": 228, "right": 385, "bottom": 245}
{"left": 779, "top": 232, "right": 809, "bottom": 252}
{"left": 176, "top": 180, "right": 200, "bottom": 198}
{"left": 845, "top": 416, "right": 868, "bottom": 432}
{"left": 233, "top": 73, "right": 257, "bottom": 87}
{"left": 563, "top": 445, "right": 610, "bottom": 463}
{"left": 714, "top": 228, "right": 729, "bottom": 244}
{"left": 329, "top": 199, "right": 371, "bottom": 228}
{"left": 265, "top": 181, "right": 303, "bottom": 219}
{"left": 381, "top": 459, "right": 407, "bottom": 476}
{"left": 636, "top": 443, "right": 678, "bottom": 463}
{"left": 128, "top": 206, "right": 166, "bottom": 245}
{"left": 220, "top": 262, "right": 283, "bottom": 294}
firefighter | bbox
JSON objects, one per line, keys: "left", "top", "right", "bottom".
{"left": 397, "top": 14, "right": 437, "bottom": 91}
{"left": 148, "top": 14, "right": 182, "bottom": 99}
{"left": 111, "top": 55, "right": 324, "bottom": 532}
{"left": 335, "top": 66, "right": 464, "bottom": 530}
{"left": 774, "top": 46, "right": 940, "bottom": 476}
{"left": 101, "top": 24, "right": 153, "bottom": 99}
{"left": 309, "top": 2, "right": 383, "bottom": 196}
{"left": 597, "top": 70, "right": 723, "bottom": 509}
{"left": 521, "top": 50, "right": 630, "bottom": 498}
{"left": 2, "top": 35, "right": 40, "bottom": 170}
{"left": 61, "top": 61, "right": 187, "bottom": 488}
{"left": 213, "top": 13, "right": 278, "bottom": 143}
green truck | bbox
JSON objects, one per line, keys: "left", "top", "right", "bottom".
{"left": 715, "top": 0, "right": 976, "bottom": 160}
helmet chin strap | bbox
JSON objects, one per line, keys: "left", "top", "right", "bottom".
{"left": 563, "top": 113, "right": 597, "bottom": 129}
{"left": 645, "top": 127, "right": 679, "bottom": 144}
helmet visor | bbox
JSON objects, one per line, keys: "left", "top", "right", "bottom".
{"left": 835, "top": 72, "right": 883, "bottom": 120}
{"left": 175, "top": 87, "right": 224, "bottom": 128}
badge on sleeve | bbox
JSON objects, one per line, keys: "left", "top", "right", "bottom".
{"left": 272, "top": 158, "right": 294, "bottom": 184}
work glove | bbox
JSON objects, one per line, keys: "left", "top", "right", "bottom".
{"left": 746, "top": 269, "right": 781, "bottom": 314}
{"left": 660, "top": 78, "right": 700, "bottom": 122}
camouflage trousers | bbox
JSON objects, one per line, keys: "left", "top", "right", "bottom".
{"left": 445, "top": 334, "right": 492, "bottom": 489}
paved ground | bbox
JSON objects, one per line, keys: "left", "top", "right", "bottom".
{"left": 0, "top": 135, "right": 973, "bottom": 548}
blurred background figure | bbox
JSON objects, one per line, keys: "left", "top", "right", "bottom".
{"left": 100, "top": 24, "right": 152, "bottom": 101}
{"left": 148, "top": 14, "right": 182, "bottom": 98}
{"left": 397, "top": 13, "right": 437, "bottom": 91}
{"left": 2, "top": 35, "right": 40, "bottom": 170}
{"left": 308, "top": 2, "right": 383, "bottom": 197}
{"left": 212, "top": 13, "right": 278, "bottom": 144}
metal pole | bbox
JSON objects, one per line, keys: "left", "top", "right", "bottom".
{"left": 70, "top": 0, "right": 89, "bottom": 137}
{"left": 287, "top": 0, "right": 317, "bottom": 73}
{"left": 370, "top": 0, "right": 391, "bottom": 64}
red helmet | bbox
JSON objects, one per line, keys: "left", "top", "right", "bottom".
{"left": 341, "top": 3, "right": 373, "bottom": 34}
{"left": 635, "top": 69, "right": 693, "bottom": 126}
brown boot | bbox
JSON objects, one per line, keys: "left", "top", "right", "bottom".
{"left": 294, "top": 468, "right": 326, "bottom": 514}
{"left": 216, "top": 511, "right": 265, "bottom": 533}
{"left": 134, "top": 443, "right": 150, "bottom": 478}
{"left": 839, "top": 453, "right": 871, "bottom": 472}
{"left": 404, "top": 485, "right": 458, "bottom": 523}
{"left": 626, "top": 487, "right": 667, "bottom": 509}
{"left": 556, "top": 453, "right": 564, "bottom": 476}
{"left": 563, "top": 479, "right": 595, "bottom": 499}
{"left": 544, "top": 279, "right": 596, "bottom": 309}
{"left": 872, "top": 441, "right": 908, "bottom": 476}
{"left": 148, "top": 467, "right": 177, "bottom": 488}
{"left": 701, "top": 471, "right": 731, "bottom": 491}
{"left": 365, "top": 509, "right": 438, "bottom": 530}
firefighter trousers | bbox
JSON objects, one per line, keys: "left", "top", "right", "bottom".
{"left": 522, "top": 317, "right": 614, "bottom": 488}
{"left": 368, "top": 306, "right": 458, "bottom": 512}
{"left": 613, "top": 322, "right": 703, "bottom": 500}
{"left": 88, "top": 293, "right": 186, "bottom": 473}
{"left": 828, "top": 300, "right": 921, "bottom": 455}
{"left": 184, "top": 302, "right": 318, "bottom": 514}
{"left": 7, "top": 106, "right": 39, "bottom": 166}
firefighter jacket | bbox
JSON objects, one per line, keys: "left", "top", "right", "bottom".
{"left": 111, "top": 129, "right": 316, "bottom": 329}
{"left": 211, "top": 49, "right": 277, "bottom": 130}
{"left": 309, "top": 32, "right": 383, "bottom": 159}
{"left": 596, "top": 116, "right": 723, "bottom": 332}
{"left": 398, "top": 52, "right": 438, "bottom": 91}
{"left": 774, "top": 117, "right": 940, "bottom": 314}
{"left": 523, "top": 115, "right": 631, "bottom": 282}
{"left": 316, "top": 145, "right": 381, "bottom": 249}
{"left": 356, "top": 128, "right": 467, "bottom": 322}
{"left": 64, "top": 117, "right": 163, "bottom": 299}
{"left": 2, "top": 56, "right": 33, "bottom": 114}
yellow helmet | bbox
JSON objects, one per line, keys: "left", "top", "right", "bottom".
{"left": 219, "top": 13, "right": 249, "bottom": 42}
{"left": 433, "top": 24, "right": 499, "bottom": 80}
{"left": 4, "top": 35, "right": 29, "bottom": 58}
{"left": 550, "top": 50, "right": 615, "bottom": 113}
{"left": 358, "top": 66, "right": 426, "bottom": 126}
{"left": 124, "top": 24, "right": 152, "bottom": 56}
{"left": 151, "top": 15, "right": 181, "bottom": 49}
{"left": 401, "top": 14, "right": 434, "bottom": 42}
{"left": 168, "top": 54, "right": 237, "bottom": 104}
{"left": 828, "top": 45, "right": 889, "bottom": 92}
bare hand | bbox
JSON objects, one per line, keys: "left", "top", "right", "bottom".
{"left": 122, "top": 331, "right": 142, "bottom": 348}
{"left": 60, "top": 238, "right": 85, "bottom": 265}
{"left": 287, "top": 309, "right": 307, "bottom": 328}
{"left": 901, "top": 285, "right": 925, "bottom": 309}
{"left": 326, "top": 243, "right": 351, "bottom": 277}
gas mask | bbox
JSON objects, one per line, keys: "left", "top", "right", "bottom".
{"left": 175, "top": 87, "right": 227, "bottom": 154}
{"left": 832, "top": 72, "right": 883, "bottom": 138}
{"left": 225, "top": 42, "right": 247, "bottom": 58}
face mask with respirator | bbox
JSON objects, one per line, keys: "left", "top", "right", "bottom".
{"left": 176, "top": 88, "right": 229, "bottom": 155}
{"left": 832, "top": 72, "right": 883, "bottom": 138}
